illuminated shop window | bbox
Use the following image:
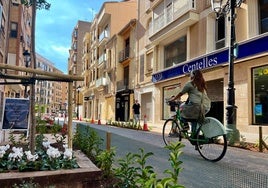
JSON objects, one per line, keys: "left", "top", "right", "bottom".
{"left": 253, "top": 65, "right": 268, "bottom": 124}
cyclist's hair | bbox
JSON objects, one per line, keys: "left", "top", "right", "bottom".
{"left": 191, "top": 70, "right": 207, "bottom": 92}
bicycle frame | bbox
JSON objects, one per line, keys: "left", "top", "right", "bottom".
{"left": 163, "top": 101, "right": 228, "bottom": 162}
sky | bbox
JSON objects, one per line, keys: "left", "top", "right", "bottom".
{"left": 36, "top": 0, "right": 117, "bottom": 74}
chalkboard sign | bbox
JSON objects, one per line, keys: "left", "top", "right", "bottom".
{"left": 1, "top": 98, "right": 30, "bottom": 130}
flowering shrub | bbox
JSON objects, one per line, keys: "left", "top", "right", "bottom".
{"left": 0, "top": 140, "right": 79, "bottom": 172}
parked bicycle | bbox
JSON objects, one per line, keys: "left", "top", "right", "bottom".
{"left": 163, "top": 101, "right": 227, "bottom": 162}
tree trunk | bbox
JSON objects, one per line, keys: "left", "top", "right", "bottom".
{"left": 29, "top": 0, "right": 37, "bottom": 154}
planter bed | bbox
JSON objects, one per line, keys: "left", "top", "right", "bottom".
{"left": 0, "top": 150, "right": 102, "bottom": 188}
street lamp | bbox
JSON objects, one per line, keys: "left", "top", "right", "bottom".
{"left": 23, "top": 50, "right": 31, "bottom": 98}
{"left": 76, "top": 85, "right": 81, "bottom": 120}
{"left": 211, "top": 0, "right": 243, "bottom": 142}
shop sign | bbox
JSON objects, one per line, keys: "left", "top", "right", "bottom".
{"left": 152, "top": 34, "right": 268, "bottom": 83}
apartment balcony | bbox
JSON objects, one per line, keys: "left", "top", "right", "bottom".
{"left": 118, "top": 47, "right": 130, "bottom": 63}
{"left": 98, "top": 30, "right": 109, "bottom": 46}
{"left": 116, "top": 80, "right": 128, "bottom": 92}
{"left": 149, "top": 0, "right": 198, "bottom": 43}
{"left": 96, "top": 77, "right": 107, "bottom": 88}
{"left": 98, "top": 53, "right": 107, "bottom": 65}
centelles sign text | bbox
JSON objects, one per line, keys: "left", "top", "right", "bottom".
{"left": 152, "top": 34, "right": 268, "bottom": 83}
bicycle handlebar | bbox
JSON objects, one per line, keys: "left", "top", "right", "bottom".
{"left": 165, "top": 99, "right": 183, "bottom": 106}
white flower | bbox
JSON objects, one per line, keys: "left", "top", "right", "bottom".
{"left": 25, "top": 151, "right": 39, "bottom": 162}
{"left": 8, "top": 147, "right": 23, "bottom": 161}
{"left": 42, "top": 141, "right": 51, "bottom": 148}
{"left": 63, "top": 148, "right": 73, "bottom": 160}
{"left": 0, "top": 150, "right": 5, "bottom": 158}
{"left": 46, "top": 146, "right": 61, "bottom": 159}
{"left": 0, "top": 144, "right": 10, "bottom": 158}
{"left": 0, "top": 144, "right": 10, "bottom": 151}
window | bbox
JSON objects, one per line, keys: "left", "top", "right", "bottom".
{"left": 163, "top": 84, "right": 181, "bottom": 120}
{"left": 260, "top": 0, "right": 268, "bottom": 34}
{"left": 252, "top": 65, "right": 268, "bottom": 124}
{"left": 10, "top": 22, "right": 18, "bottom": 38}
{"left": 164, "top": 36, "right": 186, "bottom": 68}
{"left": 215, "top": 16, "right": 225, "bottom": 49}
{"left": 146, "top": 52, "right": 153, "bottom": 72}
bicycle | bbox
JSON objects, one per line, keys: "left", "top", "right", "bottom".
{"left": 163, "top": 101, "right": 227, "bottom": 162}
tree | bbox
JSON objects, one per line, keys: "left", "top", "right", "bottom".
{"left": 21, "top": 0, "right": 51, "bottom": 153}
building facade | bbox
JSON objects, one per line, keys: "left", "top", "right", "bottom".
{"left": 135, "top": 0, "right": 268, "bottom": 137}
{"left": 81, "top": 0, "right": 137, "bottom": 122}
{"left": 0, "top": 0, "right": 11, "bottom": 122}
{"left": 35, "top": 53, "right": 64, "bottom": 116}
{"left": 4, "top": 0, "right": 32, "bottom": 98}
{"left": 68, "top": 20, "right": 91, "bottom": 119}
{"left": 0, "top": 1, "right": 64, "bottom": 122}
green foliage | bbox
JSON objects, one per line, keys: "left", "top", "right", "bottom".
{"left": 114, "top": 142, "right": 185, "bottom": 188}
{"left": 21, "top": 0, "right": 51, "bottom": 10}
{"left": 113, "top": 152, "right": 138, "bottom": 187}
{"left": 96, "top": 147, "right": 116, "bottom": 178}
{"left": 72, "top": 125, "right": 184, "bottom": 187}
{"left": 73, "top": 124, "right": 103, "bottom": 162}
{"left": 110, "top": 120, "right": 142, "bottom": 130}
{"left": 8, "top": 132, "right": 28, "bottom": 147}
{"left": 163, "top": 142, "right": 185, "bottom": 186}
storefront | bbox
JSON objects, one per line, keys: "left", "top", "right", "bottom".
{"left": 115, "top": 89, "right": 134, "bottom": 122}
{"left": 152, "top": 34, "right": 268, "bottom": 135}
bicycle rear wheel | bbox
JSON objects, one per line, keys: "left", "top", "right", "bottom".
{"left": 162, "top": 119, "right": 181, "bottom": 145}
{"left": 195, "top": 121, "right": 227, "bottom": 162}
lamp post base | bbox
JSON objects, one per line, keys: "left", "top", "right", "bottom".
{"left": 226, "top": 125, "right": 240, "bottom": 144}
{"left": 226, "top": 105, "right": 240, "bottom": 143}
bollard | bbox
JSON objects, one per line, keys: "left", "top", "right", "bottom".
{"left": 106, "top": 132, "right": 111, "bottom": 151}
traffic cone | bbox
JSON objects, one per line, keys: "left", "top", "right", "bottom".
{"left": 143, "top": 114, "right": 149, "bottom": 131}
{"left": 91, "top": 117, "right": 95, "bottom": 124}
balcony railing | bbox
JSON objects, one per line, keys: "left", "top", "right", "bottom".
{"left": 96, "top": 77, "right": 107, "bottom": 87}
{"left": 149, "top": 0, "right": 196, "bottom": 36}
{"left": 118, "top": 47, "right": 130, "bottom": 63}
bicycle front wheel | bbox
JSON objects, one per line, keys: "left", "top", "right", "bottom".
{"left": 162, "top": 119, "right": 181, "bottom": 146}
{"left": 195, "top": 121, "right": 227, "bottom": 162}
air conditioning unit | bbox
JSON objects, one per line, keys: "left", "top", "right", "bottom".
{"left": 12, "top": 0, "right": 21, "bottom": 5}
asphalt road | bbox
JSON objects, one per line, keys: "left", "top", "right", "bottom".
{"left": 73, "top": 121, "right": 268, "bottom": 188}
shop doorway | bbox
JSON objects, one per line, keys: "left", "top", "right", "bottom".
{"left": 115, "top": 93, "right": 130, "bottom": 121}
{"left": 206, "top": 79, "right": 224, "bottom": 123}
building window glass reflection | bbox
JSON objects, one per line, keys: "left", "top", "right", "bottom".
{"left": 253, "top": 65, "right": 268, "bottom": 124}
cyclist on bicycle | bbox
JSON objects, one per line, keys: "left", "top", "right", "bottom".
{"left": 170, "top": 70, "right": 210, "bottom": 137}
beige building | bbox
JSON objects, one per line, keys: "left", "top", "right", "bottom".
{"left": 81, "top": 0, "right": 137, "bottom": 122}
{"left": 135, "top": 0, "right": 268, "bottom": 139}
{"left": 68, "top": 20, "right": 91, "bottom": 119}
{"left": 35, "top": 53, "right": 64, "bottom": 115}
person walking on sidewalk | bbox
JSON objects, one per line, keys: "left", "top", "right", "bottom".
{"left": 132, "top": 99, "right": 141, "bottom": 125}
